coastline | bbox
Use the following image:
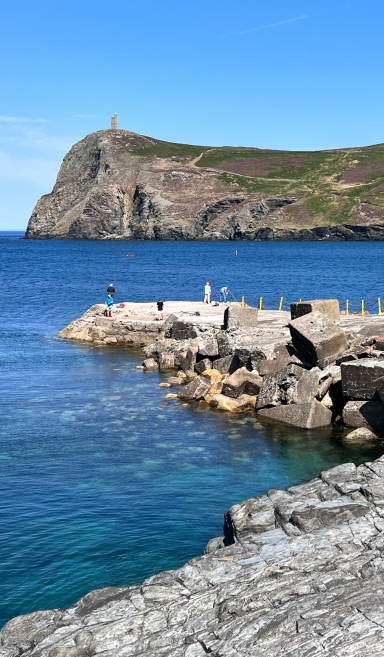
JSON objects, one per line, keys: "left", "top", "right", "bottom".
{"left": 3, "top": 300, "right": 384, "bottom": 653}
{"left": 3, "top": 455, "right": 384, "bottom": 654}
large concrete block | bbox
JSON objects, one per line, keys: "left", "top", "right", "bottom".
{"left": 194, "top": 358, "right": 212, "bottom": 375}
{"left": 178, "top": 375, "right": 212, "bottom": 401}
{"left": 213, "top": 354, "right": 240, "bottom": 375}
{"left": 221, "top": 367, "right": 262, "bottom": 399}
{"left": 257, "top": 400, "right": 332, "bottom": 429}
{"left": 178, "top": 345, "right": 199, "bottom": 376}
{"left": 158, "top": 352, "right": 175, "bottom": 371}
{"left": 342, "top": 400, "right": 384, "bottom": 432}
{"left": 171, "top": 320, "right": 199, "bottom": 341}
{"left": 259, "top": 345, "right": 290, "bottom": 376}
{"left": 223, "top": 305, "right": 258, "bottom": 330}
{"left": 198, "top": 337, "right": 219, "bottom": 358}
{"left": 256, "top": 364, "right": 319, "bottom": 410}
{"left": 341, "top": 358, "right": 384, "bottom": 400}
{"left": 289, "top": 312, "right": 348, "bottom": 368}
{"left": 291, "top": 299, "right": 340, "bottom": 321}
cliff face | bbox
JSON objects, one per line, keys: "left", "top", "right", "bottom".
{"left": 24, "top": 130, "right": 384, "bottom": 240}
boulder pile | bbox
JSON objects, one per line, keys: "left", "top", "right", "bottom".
{"left": 144, "top": 300, "right": 384, "bottom": 434}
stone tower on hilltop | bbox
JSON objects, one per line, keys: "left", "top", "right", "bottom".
{"left": 111, "top": 113, "right": 118, "bottom": 130}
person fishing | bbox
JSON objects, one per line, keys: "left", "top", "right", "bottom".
{"left": 105, "top": 293, "right": 114, "bottom": 317}
{"left": 107, "top": 283, "right": 115, "bottom": 298}
{"left": 220, "top": 286, "right": 229, "bottom": 302}
{"left": 204, "top": 281, "right": 211, "bottom": 304}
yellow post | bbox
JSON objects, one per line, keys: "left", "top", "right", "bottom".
{"left": 279, "top": 296, "right": 283, "bottom": 311}
{"left": 299, "top": 298, "right": 302, "bottom": 303}
{"left": 242, "top": 296, "right": 245, "bottom": 307}
{"left": 379, "top": 298, "right": 382, "bottom": 316}
{"left": 259, "top": 297, "right": 263, "bottom": 311}
{"left": 362, "top": 300, "right": 364, "bottom": 317}
{"left": 346, "top": 300, "right": 349, "bottom": 316}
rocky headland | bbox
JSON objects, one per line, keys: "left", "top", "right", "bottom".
{"left": 24, "top": 130, "right": 384, "bottom": 241}
{"left": 3, "top": 301, "right": 384, "bottom": 654}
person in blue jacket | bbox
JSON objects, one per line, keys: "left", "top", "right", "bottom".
{"left": 105, "top": 293, "right": 114, "bottom": 317}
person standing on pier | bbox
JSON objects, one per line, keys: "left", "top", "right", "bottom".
{"left": 157, "top": 298, "right": 164, "bottom": 320}
{"left": 107, "top": 283, "right": 115, "bottom": 298}
{"left": 105, "top": 294, "right": 114, "bottom": 317}
{"left": 204, "top": 281, "right": 211, "bottom": 304}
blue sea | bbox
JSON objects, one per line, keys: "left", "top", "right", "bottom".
{"left": 1, "top": 232, "right": 384, "bottom": 627}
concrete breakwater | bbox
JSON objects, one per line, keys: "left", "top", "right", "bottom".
{"left": 4, "top": 301, "right": 384, "bottom": 653}
{"left": 59, "top": 299, "right": 384, "bottom": 434}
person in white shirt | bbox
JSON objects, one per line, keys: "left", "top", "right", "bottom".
{"left": 204, "top": 282, "right": 211, "bottom": 304}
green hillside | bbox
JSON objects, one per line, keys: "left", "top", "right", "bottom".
{"left": 131, "top": 138, "right": 384, "bottom": 227}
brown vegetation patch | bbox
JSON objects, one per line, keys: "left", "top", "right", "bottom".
{"left": 341, "top": 163, "right": 384, "bottom": 184}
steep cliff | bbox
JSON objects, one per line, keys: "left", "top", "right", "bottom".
{"left": 24, "top": 130, "right": 384, "bottom": 240}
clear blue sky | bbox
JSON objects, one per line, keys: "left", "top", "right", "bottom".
{"left": 1, "top": 0, "right": 382, "bottom": 230}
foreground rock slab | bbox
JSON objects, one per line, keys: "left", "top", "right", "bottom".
{"left": 6, "top": 454, "right": 384, "bottom": 655}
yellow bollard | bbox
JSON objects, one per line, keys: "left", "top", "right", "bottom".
{"left": 379, "top": 298, "right": 382, "bottom": 316}
{"left": 362, "top": 300, "right": 364, "bottom": 317}
{"left": 299, "top": 298, "right": 302, "bottom": 303}
{"left": 242, "top": 296, "right": 245, "bottom": 307}
{"left": 279, "top": 296, "right": 283, "bottom": 311}
{"left": 346, "top": 300, "right": 349, "bottom": 316}
{"left": 259, "top": 297, "right": 263, "bottom": 311}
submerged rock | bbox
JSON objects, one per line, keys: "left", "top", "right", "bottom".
{"left": 257, "top": 399, "right": 332, "bottom": 429}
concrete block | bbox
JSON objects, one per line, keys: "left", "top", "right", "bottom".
{"left": 179, "top": 345, "right": 198, "bottom": 376}
{"left": 158, "top": 352, "right": 175, "bottom": 371}
{"left": 142, "top": 358, "right": 158, "bottom": 370}
{"left": 195, "top": 358, "right": 212, "bottom": 375}
{"left": 171, "top": 320, "right": 199, "bottom": 340}
{"left": 289, "top": 312, "right": 348, "bottom": 368}
{"left": 259, "top": 345, "right": 290, "bottom": 376}
{"left": 257, "top": 400, "right": 332, "bottom": 429}
{"left": 221, "top": 367, "right": 262, "bottom": 399}
{"left": 198, "top": 337, "right": 219, "bottom": 358}
{"left": 178, "top": 375, "right": 212, "bottom": 401}
{"left": 291, "top": 299, "right": 340, "bottom": 321}
{"left": 213, "top": 354, "right": 240, "bottom": 375}
{"left": 256, "top": 364, "right": 319, "bottom": 410}
{"left": 341, "top": 358, "right": 384, "bottom": 400}
{"left": 223, "top": 305, "right": 258, "bottom": 330}
{"left": 342, "top": 400, "right": 384, "bottom": 432}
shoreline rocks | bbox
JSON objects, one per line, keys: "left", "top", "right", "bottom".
{"left": 5, "top": 454, "right": 384, "bottom": 654}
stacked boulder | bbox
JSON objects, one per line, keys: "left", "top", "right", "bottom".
{"left": 143, "top": 300, "right": 384, "bottom": 433}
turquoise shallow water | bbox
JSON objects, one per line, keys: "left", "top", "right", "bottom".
{"left": 1, "top": 234, "right": 384, "bottom": 626}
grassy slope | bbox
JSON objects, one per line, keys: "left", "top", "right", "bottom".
{"left": 130, "top": 138, "right": 384, "bottom": 227}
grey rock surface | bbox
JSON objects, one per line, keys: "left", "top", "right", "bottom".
{"left": 223, "top": 305, "right": 258, "bottom": 330}
{"left": 342, "top": 400, "right": 384, "bottom": 431}
{"left": 142, "top": 358, "right": 158, "bottom": 370}
{"left": 290, "top": 299, "right": 340, "bottom": 321}
{"left": 159, "top": 352, "right": 175, "bottom": 371}
{"left": 256, "top": 364, "right": 319, "bottom": 410}
{"left": 221, "top": 367, "right": 262, "bottom": 399}
{"left": 341, "top": 358, "right": 384, "bottom": 400}
{"left": 6, "top": 455, "right": 384, "bottom": 655}
{"left": 344, "top": 427, "right": 379, "bottom": 443}
{"left": 177, "top": 375, "right": 212, "bottom": 401}
{"left": 289, "top": 311, "right": 348, "bottom": 368}
{"left": 257, "top": 400, "right": 332, "bottom": 429}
